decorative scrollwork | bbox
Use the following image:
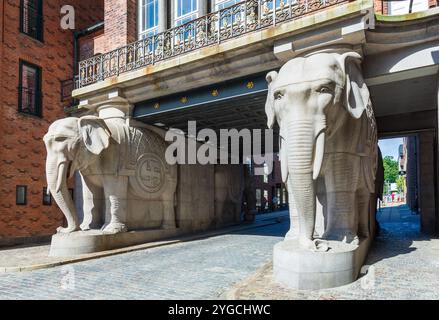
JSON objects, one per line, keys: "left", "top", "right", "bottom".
{"left": 76, "top": 0, "right": 349, "bottom": 88}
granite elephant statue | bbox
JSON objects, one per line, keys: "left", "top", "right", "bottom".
{"left": 43, "top": 116, "right": 177, "bottom": 234}
{"left": 265, "top": 50, "right": 377, "bottom": 250}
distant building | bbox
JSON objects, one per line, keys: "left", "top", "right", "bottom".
{"left": 252, "top": 154, "right": 287, "bottom": 213}
{"left": 0, "top": 0, "right": 104, "bottom": 246}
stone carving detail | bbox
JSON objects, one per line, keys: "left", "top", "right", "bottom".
{"left": 265, "top": 50, "right": 379, "bottom": 289}
{"left": 132, "top": 153, "right": 165, "bottom": 194}
{"left": 43, "top": 113, "right": 177, "bottom": 235}
{"left": 265, "top": 50, "right": 378, "bottom": 250}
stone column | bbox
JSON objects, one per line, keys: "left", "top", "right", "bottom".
{"left": 199, "top": 0, "right": 208, "bottom": 16}
{"left": 418, "top": 131, "right": 436, "bottom": 234}
{"left": 158, "top": 0, "right": 168, "bottom": 33}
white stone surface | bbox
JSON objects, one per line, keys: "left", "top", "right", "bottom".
{"left": 273, "top": 237, "right": 371, "bottom": 290}
{"left": 265, "top": 49, "right": 378, "bottom": 288}
{"left": 44, "top": 103, "right": 245, "bottom": 256}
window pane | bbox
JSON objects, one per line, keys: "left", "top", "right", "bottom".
{"left": 21, "top": 0, "right": 42, "bottom": 40}
{"left": 177, "top": 0, "right": 197, "bottom": 17}
{"left": 43, "top": 187, "right": 51, "bottom": 206}
{"left": 19, "top": 61, "right": 41, "bottom": 116}
{"left": 140, "top": 0, "right": 158, "bottom": 33}
{"left": 16, "top": 186, "right": 27, "bottom": 205}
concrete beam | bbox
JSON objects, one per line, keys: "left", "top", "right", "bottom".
{"left": 364, "top": 40, "right": 439, "bottom": 86}
{"left": 273, "top": 15, "right": 367, "bottom": 61}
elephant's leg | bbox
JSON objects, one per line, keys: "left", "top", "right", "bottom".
{"left": 357, "top": 189, "right": 372, "bottom": 239}
{"left": 162, "top": 200, "right": 176, "bottom": 229}
{"left": 285, "top": 178, "right": 299, "bottom": 240}
{"left": 101, "top": 175, "right": 128, "bottom": 234}
{"left": 80, "top": 174, "right": 103, "bottom": 231}
{"left": 323, "top": 153, "right": 361, "bottom": 244}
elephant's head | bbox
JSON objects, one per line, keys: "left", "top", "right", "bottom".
{"left": 265, "top": 51, "right": 371, "bottom": 244}
{"left": 43, "top": 116, "right": 111, "bottom": 232}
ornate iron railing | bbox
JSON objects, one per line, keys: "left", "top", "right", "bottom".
{"left": 76, "top": 0, "right": 349, "bottom": 88}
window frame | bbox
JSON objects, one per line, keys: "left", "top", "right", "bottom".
{"left": 16, "top": 186, "right": 28, "bottom": 206}
{"left": 18, "top": 60, "right": 42, "bottom": 118}
{"left": 20, "top": 0, "right": 44, "bottom": 42}
{"left": 174, "top": 0, "right": 198, "bottom": 26}
{"left": 138, "top": 0, "right": 160, "bottom": 39}
{"left": 213, "top": 0, "right": 240, "bottom": 11}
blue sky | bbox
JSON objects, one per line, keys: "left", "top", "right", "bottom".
{"left": 378, "top": 138, "right": 403, "bottom": 160}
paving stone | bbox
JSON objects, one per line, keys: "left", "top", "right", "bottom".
{"left": 228, "top": 205, "right": 439, "bottom": 300}
{"left": 0, "top": 213, "right": 288, "bottom": 299}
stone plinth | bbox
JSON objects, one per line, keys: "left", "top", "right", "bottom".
{"left": 49, "top": 229, "right": 183, "bottom": 257}
{"left": 273, "top": 238, "right": 371, "bottom": 290}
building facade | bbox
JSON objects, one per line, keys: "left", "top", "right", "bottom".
{"left": 252, "top": 154, "right": 287, "bottom": 212}
{"left": 2, "top": 0, "right": 439, "bottom": 245}
{"left": 0, "top": 0, "right": 104, "bottom": 246}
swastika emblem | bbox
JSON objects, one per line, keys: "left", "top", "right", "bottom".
{"left": 133, "top": 153, "right": 165, "bottom": 194}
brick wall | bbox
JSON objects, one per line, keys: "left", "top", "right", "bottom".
{"left": 374, "top": 0, "right": 438, "bottom": 14}
{"left": 78, "top": 28, "right": 106, "bottom": 61}
{"left": 0, "top": 0, "right": 104, "bottom": 245}
{"left": 104, "top": 0, "right": 137, "bottom": 51}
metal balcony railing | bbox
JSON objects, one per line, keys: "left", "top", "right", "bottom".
{"left": 76, "top": 0, "right": 349, "bottom": 89}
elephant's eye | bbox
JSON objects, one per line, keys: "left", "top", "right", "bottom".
{"left": 318, "top": 86, "right": 332, "bottom": 94}
{"left": 55, "top": 137, "right": 68, "bottom": 142}
{"left": 274, "top": 91, "right": 284, "bottom": 100}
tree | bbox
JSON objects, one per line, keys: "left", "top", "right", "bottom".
{"left": 397, "top": 175, "right": 405, "bottom": 193}
{"left": 383, "top": 156, "right": 399, "bottom": 184}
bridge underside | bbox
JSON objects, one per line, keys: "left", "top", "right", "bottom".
{"left": 133, "top": 72, "right": 438, "bottom": 147}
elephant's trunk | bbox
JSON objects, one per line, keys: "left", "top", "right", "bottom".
{"left": 287, "top": 118, "right": 326, "bottom": 242}
{"left": 46, "top": 157, "right": 79, "bottom": 232}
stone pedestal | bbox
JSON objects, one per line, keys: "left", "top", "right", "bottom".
{"left": 49, "top": 229, "right": 183, "bottom": 257}
{"left": 273, "top": 238, "right": 371, "bottom": 290}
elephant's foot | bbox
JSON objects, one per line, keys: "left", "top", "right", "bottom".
{"left": 313, "top": 239, "right": 330, "bottom": 252}
{"left": 285, "top": 229, "right": 298, "bottom": 240}
{"left": 342, "top": 233, "right": 359, "bottom": 245}
{"left": 57, "top": 225, "right": 80, "bottom": 234}
{"left": 80, "top": 222, "right": 91, "bottom": 231}
{"left": 325, "top": 230, "right": 359, "bottom": 245}
{"left": 298, "top": 237, "right": 329, "bottom": 252}
{"left": 102, "top": 223, "right": 127, "bottom": 234}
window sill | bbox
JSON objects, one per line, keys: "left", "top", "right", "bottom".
{"left": 17, "top": 110, "right": 43, "bottom": 119}
{"left": 20, "top": 32, "right": 44, "bottom": 45}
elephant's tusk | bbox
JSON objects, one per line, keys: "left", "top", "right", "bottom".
{"left": 56, "top": 162, "right": 66, "bottom": 194}
{"left": 313, "top": 131, "right": 325, "bottom": 181}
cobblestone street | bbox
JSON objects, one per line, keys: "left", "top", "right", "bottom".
{"left": 229, "top": 205, "right": 439, "bottom": 300}
{"left": 0, "top": 212, "right": 289, "bottom": 300}
{"left": 1, "top": 206, "right": 439, "bottom": 300}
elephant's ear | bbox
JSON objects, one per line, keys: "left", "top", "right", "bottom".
{"left": 338, "top": 52, "right": 370, "bottom": 119}
{"left": 78, "top": 116, "right": 111, "bottom": 155}
{"left": 265, "top": 71, "right": 278, "bottom": 128}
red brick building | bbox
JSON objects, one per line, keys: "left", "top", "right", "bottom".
{"left": 2, "top": 0, "right": 438, "bottom": 246}
{"left": 0, "top": 0, "right": 104, "bottom": 246}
